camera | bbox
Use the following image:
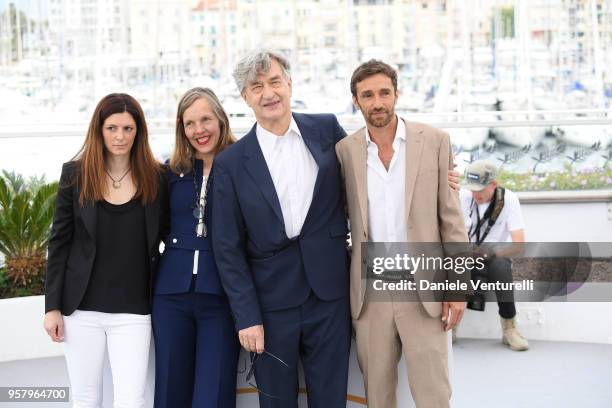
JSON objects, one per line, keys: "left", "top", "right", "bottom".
{"left": 467, "top": 263, "right": 488, "bottom": 311}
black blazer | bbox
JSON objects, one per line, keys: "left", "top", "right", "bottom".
{"left": 44, "top": 161, "right": 169, "bottom": 315}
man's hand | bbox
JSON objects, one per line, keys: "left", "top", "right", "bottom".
{"left": 441, "top": 301, "right": 466, "bottom": 331}
{"left": 474, "top": 244, "right": 497, "bottom": 260}
{"left": 239, "top": 324, "right": 265, "bottom": 354}
{"left": 448, "top": 169, "right": 461, "bottom": 192}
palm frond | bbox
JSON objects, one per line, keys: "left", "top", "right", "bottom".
{"left": 1, "top": 170, "right": 26, "bottom": 194}
{"left": 0, "top": 173, "right": 58, "bottom": 260}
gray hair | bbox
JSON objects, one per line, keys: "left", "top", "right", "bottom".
{"left": 233, "top": 49, "right": 291, "bottom": 94}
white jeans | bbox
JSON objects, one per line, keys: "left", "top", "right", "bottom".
{"left": 63, "top": 310, "right": 151, "bottom": 408}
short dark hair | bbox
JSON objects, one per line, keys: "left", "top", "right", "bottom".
{"left": 350, "top": 59, "right": 398, "bottom": 97}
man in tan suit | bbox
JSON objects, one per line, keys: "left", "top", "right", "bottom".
{"left": 335, "top": 60, "right": 468, "bottom": 408}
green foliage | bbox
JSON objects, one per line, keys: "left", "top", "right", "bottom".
{"left": 0, "top": 266, "right": 7, "bottom": 297}
{"left": 0, "top": 171, "right": 58, "bottom": 298}
{"left": 496, "top": 165, "right": 612, "bottom": 192}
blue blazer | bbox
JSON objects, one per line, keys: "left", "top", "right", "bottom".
{"left": 154, "top": 160, "right": 223, "bottom": 296}
{"left": 211, "top": 113, "right": 349, "bottom": 330}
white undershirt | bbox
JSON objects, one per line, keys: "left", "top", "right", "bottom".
{"left": 256, "top": 118, "right": 318, "bottom": 239}
{"left": 366, "top": 116, "right": 408, "bottom": 243}
{"left": 192, "top": 174, "right": 208, "bottom": 275}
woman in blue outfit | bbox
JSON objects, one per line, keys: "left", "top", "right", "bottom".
{"left": 152, "top": 87, "right": 240, "bottom": 407}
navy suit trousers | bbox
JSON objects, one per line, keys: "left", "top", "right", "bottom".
{"left": 152, "top": 292, "right": 240, "bottom": 408}
{"left": 253, "top": 293, "right": 351, "bottom": 408}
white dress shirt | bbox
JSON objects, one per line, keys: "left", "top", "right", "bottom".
{"left": 366, "top": 116, "right": 408, "bottom": 243}
{"left": 256, "top": 117, "right": 318, "bottom": 239}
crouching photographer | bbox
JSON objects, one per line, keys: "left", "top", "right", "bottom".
{"left": 458, "top": 159, "right": 529, "bottom": 351}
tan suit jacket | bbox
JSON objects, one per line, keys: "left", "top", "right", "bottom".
{"left": 335, "top": 119, "right": 468, "bottom": 320}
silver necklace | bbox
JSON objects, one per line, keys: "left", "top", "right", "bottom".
{"left": 192, "top": 159, "right": 212, "bottom": 237}
{"left": 105, "top": 168, "right": 130, "bottom": 189}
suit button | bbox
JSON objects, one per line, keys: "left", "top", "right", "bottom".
{"left": 172, "top": 238, "right": 178, "bottom": 243}
{"left": 151, "top": 256, "right": 156, "bottom": 262}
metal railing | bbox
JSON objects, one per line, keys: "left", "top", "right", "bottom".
{"left": 1, "top": 110, "right": 610, "bottom": 203}
{"left": 0, "top": 109, "right": 611, "bottom": 138}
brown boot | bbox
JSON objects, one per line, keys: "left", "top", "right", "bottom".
{"left": 500, "top": 317, "right": 529, "bottom": 351}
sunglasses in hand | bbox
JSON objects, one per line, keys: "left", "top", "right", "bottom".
{"left": 238, "top": 350, "right": 291, "bottom": 400}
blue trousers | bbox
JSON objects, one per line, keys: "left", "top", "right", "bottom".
{"left": 152, "top": 292, "right": 240, "bottom": 408}
{"left": 253, "top": 293, "right": 351, "bottom": 408}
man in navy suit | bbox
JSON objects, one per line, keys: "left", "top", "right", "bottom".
{"left": 212, "top": 49, "right": 350, "bottom": 407}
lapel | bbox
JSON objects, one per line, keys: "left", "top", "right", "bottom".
{"left": 350, "top": 128, "right": 368, "bottom": 234}
{"left": 80, "top": 198, "right": 97, "bottom": 242}
{"left": 293, "top": 113, "right": 327, "bottom": 207}
{"left": 144, "top": 192, "right": 159, "bottom": 253}
{"left": 243, "top": 123, "right": 285, "bottom": 225}
{"left": 404, "top": 120, "right": 425, "bottom": 231}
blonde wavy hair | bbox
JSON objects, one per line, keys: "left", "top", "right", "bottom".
{"left": 169, "top": 87, "right": 236, "bottom": 174}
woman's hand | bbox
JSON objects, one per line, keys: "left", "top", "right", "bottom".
{"left": 44, "top": 310, "right": 64, "bottom": 342}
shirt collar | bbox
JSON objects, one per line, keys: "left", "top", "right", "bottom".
{"left": 365, "top": 115, "right": 406, "bottom": 147}
{"left": 257, "top": 116, "right": 300, "bottom": 139}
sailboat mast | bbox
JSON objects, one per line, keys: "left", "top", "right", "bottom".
{"left": 15, "top": 2, "right": 22, "bottom": 61}
{"left": 590, "top": 0, "right": 605, "bottom": 109}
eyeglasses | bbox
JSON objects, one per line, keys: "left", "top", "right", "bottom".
{"left": 238, "top": 350, "right": 290, "bottom": 400}
{"left": 192, "top": 197, "right": 208, "bottom": 237}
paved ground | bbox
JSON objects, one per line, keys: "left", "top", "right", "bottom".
{"left": 1, "top": 338, "right": 611, "bottom": 407}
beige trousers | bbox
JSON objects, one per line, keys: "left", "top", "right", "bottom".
{"left": 353, "top": 299, "right": 451, "bottom": 408}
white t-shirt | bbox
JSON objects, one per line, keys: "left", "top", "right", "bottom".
{"left": 460, "top": 188, "right": 524, "bottom": 243}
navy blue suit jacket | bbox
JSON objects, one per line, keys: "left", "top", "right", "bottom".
{"left": 155, "top": 160, "right": 224, "bottom": 296}
{"left": 212, "top": 113, "right": 349, "bottom": 330}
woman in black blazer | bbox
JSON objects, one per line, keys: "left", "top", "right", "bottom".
{"left": 43, "top": 93, "right": 167, "bottom": 408}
